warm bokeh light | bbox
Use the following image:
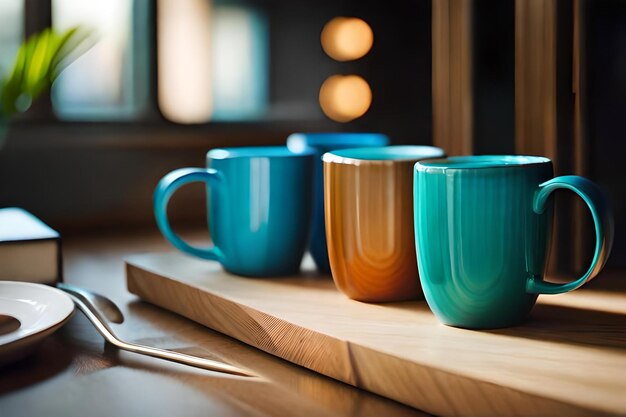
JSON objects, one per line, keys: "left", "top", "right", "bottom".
{"left": 321, "top": 17, "right": 373, "bottom": 61}
{"left": 319, "top": 75, "right": 372, "bottom": 122}
{"left": 158, "top": 0, "right": 213, "bottom": 124}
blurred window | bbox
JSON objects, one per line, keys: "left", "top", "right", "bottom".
{"left": 0, "top": 0, "right": 24, "bottom": 76}
{"left": 211, "top": 5, "right": 268, "bottom": 121}
{"left": 51, "top": 0, "right": 150, "bottom": 120}
{"left": 157, "top": 0, "right": 268, "bottom": 123}
{"left": 0, "top": 0, "right": 270, "bottom": 124}
{"left": 157, "top": 0, "right": 213, "bottom": 124}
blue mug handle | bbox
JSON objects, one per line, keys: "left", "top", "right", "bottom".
{"left": 154, "top": 168, "right": 225, "bottom": 262}
{"left": 527, "top": 175, "right": 614, "bottom": 294}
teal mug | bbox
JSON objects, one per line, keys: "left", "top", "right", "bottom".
{"left": 154, "top": 146, "right": 314, "bottom": 277}
{"left": 414, "top": 155, "right": 614, "bottom": 329}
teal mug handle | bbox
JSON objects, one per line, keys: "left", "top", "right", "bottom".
{"left": 154, "top": 168, "right": 225, "bottom": 262}
{"left": 527, "top": 175, "right": 614, "bottom": 294}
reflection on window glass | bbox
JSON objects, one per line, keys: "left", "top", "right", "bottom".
{"left": 211, "top": 5, "right": 268, "bottom": 120}
{"left": 158, "top": 0, "right": 268, "bottom": 124}
{"left": 51, "top": 0, "right": 149, "bottom": 120}
{"left": 0, "top": 0, "right": 24, "bottom": 76}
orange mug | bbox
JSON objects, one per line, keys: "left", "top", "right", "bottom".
{"left": 323, "top": 145, "right": 445, "bottom": 302}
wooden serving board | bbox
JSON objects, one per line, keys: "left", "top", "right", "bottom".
{"left": 126, "top": 252, "right": 626, "bottom": 417}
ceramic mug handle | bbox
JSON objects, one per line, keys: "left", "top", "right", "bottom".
{"left": 526, "top": 175, "right": 614, "bottom": 294}
{"left": 154, "top": 168, "right": 225, "bottom": 262}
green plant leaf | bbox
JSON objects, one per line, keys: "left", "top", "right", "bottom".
{"left": 1, "top": 34, "right": 31, "bottom": 114}
{"left": 0, "top": 26, "right": 92, "bottom": 117}
{"left": 26, "top": 28, "right": 52, "bottom": 96}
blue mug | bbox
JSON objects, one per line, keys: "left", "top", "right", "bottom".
{"left": 286, "top": 133, "right": 389, "bottom": 273}
{"left": 154, "top": 146, "right": 315, "bottom": 277}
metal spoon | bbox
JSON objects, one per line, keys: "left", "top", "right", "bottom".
{"left": 56, "top": 283, "right": 124, "bottom": 324}
{"left": 57, "top": 283, "right": 255, "bottom": 377}
{"left": 0, "top": 314, "right": 21, "bottom": 335}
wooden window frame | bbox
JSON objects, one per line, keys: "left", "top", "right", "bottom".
{"left": 431, "top": 0, "right": 592, "bottom": 275}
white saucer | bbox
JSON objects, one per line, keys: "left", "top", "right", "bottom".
{"left": 0, "top": 281, "right": 74, "bottom": 366}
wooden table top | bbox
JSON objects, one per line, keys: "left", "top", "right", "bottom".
{"left": 0, "top": 230, "right": 427, "bottom": 417}
{"left": 3, "top": 230, "right": 626, "bottom": 417}
{"left": 125, "top": 252, "right": 626, "bottom": 416}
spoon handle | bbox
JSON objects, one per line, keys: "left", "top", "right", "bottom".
{"left": 65, "top": 292, "right": 255, "bottom": 377}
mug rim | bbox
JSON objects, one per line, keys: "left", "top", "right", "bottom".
{"left": 287, "top": 132, "right": 389, "bottom": 151}
{"left": 415, "top": 155, "right": 552, "bottom": 171}
{"left": 322, "top": 145, "right": 445, "bottom": 164}
{"left": 207, "top": 146, "right": 315, "bottom": 160}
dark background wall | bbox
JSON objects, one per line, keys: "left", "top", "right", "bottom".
{"left": 266, "top": 0, "right": 432, "bottom": 142}
{"left": 472, "top": 0, "right": 516, "bottom": 155}
{"left": 587, "top": 0, "right": 626, "bottom": 266}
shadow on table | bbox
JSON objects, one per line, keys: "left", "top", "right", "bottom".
{"left": 0, "top": 333, "right": 74, "bottom": 395}
{"left": 487, "top": 303, "right": 626, "bottom": 350}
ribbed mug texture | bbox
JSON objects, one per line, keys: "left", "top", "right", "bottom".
{"left": 324, "top": 158, "right": 422, "bottom": 302}
{"left": 414, "top": 159, "right": 554, "bottom": 328}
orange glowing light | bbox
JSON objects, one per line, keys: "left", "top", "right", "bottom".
{"left": 319, "top": 75, "right": 372, "bottom": 122}
{"left": 321, "top": 17, "right": 373, "bottom": 62}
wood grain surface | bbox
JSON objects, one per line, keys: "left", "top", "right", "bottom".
{"left": 432, "top": 0, "right": 473, "bottom": 156}
{"left": 127, "top": 252, "right": 626, "bottom": 417}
